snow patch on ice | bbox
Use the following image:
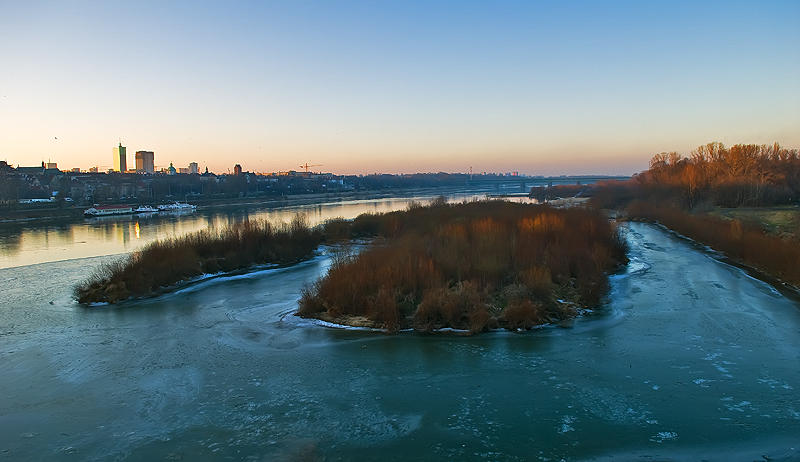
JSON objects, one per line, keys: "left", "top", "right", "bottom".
{"left": 693, "top": 378, "right": 712, "bottom": 388}
{"left": 713, "top": 364, "right": 730, "bottom": 374}
{"left": 433, "top": 327, "right": 470, "bottom": 333}
{"left": 650, "top": 431, "right": 678, "bottom": 443}
{"left": 723, "top": 400, "right": 752, "bottom": 413}
{"left": 303, "top": 318, "right": 386, "bottom": 332}
{"left": 757, "top": 377, "right": 793, "bottom": 390}
{"left": 558, "top": 415, "right": 576, "bottom": 433}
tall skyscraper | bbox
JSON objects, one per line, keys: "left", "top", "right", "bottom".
{"left": 233, "top": 164, "right": 243, "bottom": 175}
{"left": 188, "top": 162, "right": 199, "bottom": 174}
{"left": 135, "top": 151, "right": 155, "bottom": 174}
{"left": 113, "top": 143, "right": 127, "bottom": 172}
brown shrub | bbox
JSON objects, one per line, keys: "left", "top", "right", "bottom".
{"left": 468, "top": 306, "right": 491, "bottom": 334}
{"left": 297, "top": 283, "right": 325, "bottom": 316}
{"left": 322, "top": 218, "right": 352, "bottom": 241}
{"left": 413, "top": 288, "right": 449, "bottom": 332}
{"left": 501, "top": 299, "right": 543, "bottom": 330}
{"left": 370, "top": 288, "right": 400, "bottom": 332}
{"left": 521, "top": 266, "right": 552, "bottom": 298}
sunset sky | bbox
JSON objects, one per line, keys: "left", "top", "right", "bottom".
{"left": 1, "top": 1, "right": 798, "bottom": 175}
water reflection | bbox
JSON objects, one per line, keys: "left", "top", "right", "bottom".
{"left": 0, "top": 192, "right": 532, "bottom": 269}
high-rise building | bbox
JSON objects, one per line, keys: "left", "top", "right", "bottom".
{"left": 233, "top": 164, "right": 243, "bottom": 175}
{"left": 188, "top": 162, "right": 199, "bottom": 174}
{"left": 135, "top": 151, "right": 155, "bottom": 174}
{"left": 113, "top": 143, "right": 127, "bottom": 172}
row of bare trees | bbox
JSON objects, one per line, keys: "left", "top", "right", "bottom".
{"left": 641, "top": 142, "right": 800, "bottom": 207}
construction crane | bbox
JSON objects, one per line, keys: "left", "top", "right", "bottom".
{"left": 299, "top": 162, "right": 322, "bottom": 173}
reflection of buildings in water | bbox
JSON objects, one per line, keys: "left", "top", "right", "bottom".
{"left": 2, "top": 195, "right": 483, "bottom": 269}
{"left": 44, "top": 223, "right": 76, "bottom": 246}
{"left": 120, "top": 222, "right": 131, "bottom": 247}
{"left": 101, "top": 221, "right": 116, "bottom": 239}
{"left": 88, "top": 220, "right": 133, "bottom": 249}
{"left": 0, "top": 231, "right": 23, "bottom": 256}
{"left": 2, "top": 220, "right": 79, "bottom": 261}
{"left": 168, "top": 218, "right": 179, "bottom": 239}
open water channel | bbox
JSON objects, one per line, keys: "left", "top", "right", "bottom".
{"left": 1, "top": 194, "right": 799, "bottom": 460}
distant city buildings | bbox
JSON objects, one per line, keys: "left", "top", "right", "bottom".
{"left": 135, "top": 151, "right": 155, "bottom": 174}
{"left": 45, "top": 162, "right": 58, "bottom": 170}
{"left": 16, "top": 165, "right": 45, "bottom": 175}
{"left": 113, "top": 143, "right": 127, "bottom": 172}
{"left": 233, "top": 164, "right": 243, "bottom": 175}
{"left": 178, "top": 167, "right": 189, "bottom": 174}
{"left": 2, "top": 159, "right": 598, "bottom": 210}
{"left": 189, "top": 162, "right": 199, "bottom": 175}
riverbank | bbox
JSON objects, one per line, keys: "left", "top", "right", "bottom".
{"left": 581, "top": 142, "right": 800, "bottom": 295}
{"left": 297, "top": 200, "right": 628, "bottom": 333}
{"left": 621, "top": 203, "right": 800, "bottom": 291}
{"left": 0, "top": 184, "right": 509, "bottom": 224}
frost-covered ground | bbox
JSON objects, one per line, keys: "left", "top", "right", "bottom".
{"left": 1, "top": 221, "right": 799, "bottom": 460}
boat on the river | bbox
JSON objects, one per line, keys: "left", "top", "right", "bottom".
{"left": 134, "top": 206, "right": 159, "bottom": 213}
{"left": 157, "top": 202, "right": 197, "bottom": 211}
{"left": 83, "top": 204, "right": 135, "bottom": 217}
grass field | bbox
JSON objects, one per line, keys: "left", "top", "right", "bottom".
{"left": 708, "top": 206, "right": 800, "bottom": 239}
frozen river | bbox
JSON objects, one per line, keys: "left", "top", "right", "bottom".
{"left": 1, "top": 196, "right": 799, "bottom": 460}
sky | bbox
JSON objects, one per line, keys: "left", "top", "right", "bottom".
{"left": 0, "top": 1, "right": 798, "bottom": 176}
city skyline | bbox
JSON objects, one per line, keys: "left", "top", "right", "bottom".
{"left": 1, "top": 1, "right": 798, "bottom": 175}
{"left": 3, "top": 140, "right": 628, "bottom": 176}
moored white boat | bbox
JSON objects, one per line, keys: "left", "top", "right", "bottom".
{"left": 157, "top": 202, "right": 197, "bottom": 211}
{"left": 84, "top": 205, "right": 135, "bottom": 216}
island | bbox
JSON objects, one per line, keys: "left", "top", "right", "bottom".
{"left": 74, "top": 216, "right": 323, "bottom": 304}
{"left": 297, "top": 200, "right": 628, "bottom": 333}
